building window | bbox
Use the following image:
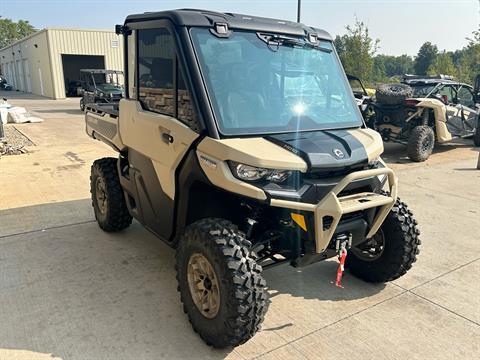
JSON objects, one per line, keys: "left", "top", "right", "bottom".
{"left": 138, "top": 28, "right": 174, "bottom": 116}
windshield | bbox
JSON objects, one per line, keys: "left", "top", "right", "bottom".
{"left": 91, "top": 73, "right": 123, "bottom": 87}
{"left": 96, "top": 83, "right": 123, "bottom": 92}
{"left": 190, "top": 29, "right": 362, "bottom": 136}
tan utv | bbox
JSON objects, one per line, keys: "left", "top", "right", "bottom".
{"left": 367, "top": 75, "right": 480, "bottom": 162}
{"left": 85, "top": 9, "right": 421, "bottom": 348}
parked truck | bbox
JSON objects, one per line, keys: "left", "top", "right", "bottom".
{"left": 84, "top": 9, "right": 420, "bottom": 348}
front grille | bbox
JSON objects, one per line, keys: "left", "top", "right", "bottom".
{"left": 306, "top": 163, "right": 367, "bottom": 180}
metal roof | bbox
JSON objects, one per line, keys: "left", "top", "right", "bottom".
{"left": 0, "top": 28, "right": 116, "bottom": 53}
{"left": 124, "top": 8, "right": 332, "bottom": 40}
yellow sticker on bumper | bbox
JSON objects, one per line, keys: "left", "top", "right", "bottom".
{"left": 291, "top": 213, "right": 307, "bottom": 232}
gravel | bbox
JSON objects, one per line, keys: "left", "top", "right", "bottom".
{"left": 0, "top": 125, "right": 35, "bottom": 156}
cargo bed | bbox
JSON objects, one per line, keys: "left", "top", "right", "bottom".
{"left": 85, "top": 103, "right": 124, "bottom": 151}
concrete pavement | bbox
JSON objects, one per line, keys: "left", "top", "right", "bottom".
{"left": 0, "top": 92, "right": 478, "bottom": 359}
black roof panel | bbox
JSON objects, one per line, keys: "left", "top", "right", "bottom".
{"left": 404, "top": 79, "right": 467, "bottom": 86}
{"left": 124, "top": 8, "right": 332, "bottom": 40}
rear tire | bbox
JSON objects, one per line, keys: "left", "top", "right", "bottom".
{"left": 90, "top": 157, "right": 132, "bottom": 232}
{"left": 347, "top": 198, "right": 420, "bottom": 283}
{"left": 176, "top": 218, "right": 268, "bottom": 348}
{"left": 407, "top": 125, "right": 435, "bottom": 162}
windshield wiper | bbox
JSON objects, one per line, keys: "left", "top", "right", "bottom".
{"left": 257, "top": 33, "right": 332, "bottom": 53}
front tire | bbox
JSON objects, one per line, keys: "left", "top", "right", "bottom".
{"left": 176, "top": 218, "right": 268, "bottom": 348}
{"left": 347, "top": 198, "right": 420, "bottom": 283}
{"left": 90, "top": 157, "right": 132, "bottom": 232}
{"left": 80, "top": 97, "right": 85, "bottom": 112}
{"left": 407, "top": 125, "right": 435, "bottom": 162}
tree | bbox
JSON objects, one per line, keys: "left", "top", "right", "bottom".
{"left": 376, "top": 54, "right": 414, "bottom": 78}
{"left": 457, "top": 44, "right": 480, "bottom": 84}
{"left": 334, "top": 19, "right": 379, "bottom": 82}
{"left": 0, "top": 18, "right": 36, "bottom": 49}
{"left": 372, "top": 56, "right": 386, "bottom": 82}
{"left": 428, "top": 51, "right": 457, "bottom": 77}
{"left": 414, "top": 42, "right": 438, "bottom": 75}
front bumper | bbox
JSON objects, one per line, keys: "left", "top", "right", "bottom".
{"left": 270, "top": 167, "right": 397, "bottom": 253}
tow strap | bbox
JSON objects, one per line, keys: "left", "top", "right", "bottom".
{"left": 335, "top": 247, "right": 348, "bottom": 288}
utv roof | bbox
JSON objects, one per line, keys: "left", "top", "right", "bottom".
{"left": 124, "top": 8, "right": 332, "bottom": 40}
{"left": 402, "top": 74, "right": 466, "bottom": 86}
{"left": 404, "top": 79, "right": 458, "bottom": 85}
{"left": 80, "top": 69, "right": 124, "bottom": 74}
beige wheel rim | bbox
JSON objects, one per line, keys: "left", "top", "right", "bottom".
{"left": 95, "top": 177, "right": 107, "bottom": 214}
{"left": 187, "top": 253, "right": 220, "bottom": 319}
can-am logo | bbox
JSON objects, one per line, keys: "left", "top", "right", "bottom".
{"left": 332, "top": 148, "right": 345, "bottom": 159}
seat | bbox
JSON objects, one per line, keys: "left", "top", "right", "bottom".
{"left": 223, "top": 63, "right": 267, "bottom": 129}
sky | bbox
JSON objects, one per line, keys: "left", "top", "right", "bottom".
{"left": 1, "top": 0, "right": 478, "bottom": 56}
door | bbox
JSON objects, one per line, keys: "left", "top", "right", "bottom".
{"left": 84, "top": 73, "right": 96, "bottom": 105}
{"left": 9, "top": 62, "right": 15, "bottom": 89}
{"left": 38, "top": 68, "right": 44, "bottom": 96}
{"left": 456, "top": 85, "right": 478, "bottom": 133}
{"left": 436, "top": 85, "right": 463, "bottom": 136}
{"left": 23, "top": 60, "right": 31, "bottom": 93}
{"left": 16, "top": 60, "right": 24, "bottom": 91}
{"left": 119, "top": 25, "right": 199, "bottom": 241}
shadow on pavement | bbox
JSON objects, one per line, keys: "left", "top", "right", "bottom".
{"left": 32, "top": 108, "right": 83, "bottom": 115}
{"left": 264, "top": 260, "right": 385, "bottom": 301}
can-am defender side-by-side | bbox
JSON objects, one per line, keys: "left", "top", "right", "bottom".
{"left": 84, "top": 9, "right": 420, "bottom": 348}
{"left": 366, "top": 75, "right": 480, "bottom": 162}
{"left": 79, "top": 69, "right": 124, "bottom": 111}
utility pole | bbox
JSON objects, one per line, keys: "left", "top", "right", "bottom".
{"left": 297, "top": 0, "right": 301, "bottom": 23}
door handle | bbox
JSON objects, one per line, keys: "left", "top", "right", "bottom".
{"left": 162, "top": 132, "right": 174, "bottom": 144}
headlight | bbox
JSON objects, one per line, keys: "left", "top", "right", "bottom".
{"left": 229, "top": 161, "right": 292, "bottom": 183}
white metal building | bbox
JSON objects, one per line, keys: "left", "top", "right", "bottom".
{"left": 0, "top": 28, "right": 124, "bottom": 99}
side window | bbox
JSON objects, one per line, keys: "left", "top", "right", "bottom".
{"left": 436, "top": 86, "right": 455, "bottom": 104}
{"left": 457, "top": 86, "right": 475, "bottom": 108}
{"left": 177, "top": 65, "right": 200, "bottom": 132}
{"left": 138, "top": 28, "right": 174, "bottom": 115}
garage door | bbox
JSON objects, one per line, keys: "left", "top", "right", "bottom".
{"left": 61, "top": 54, "right": 105, "bottom": 97}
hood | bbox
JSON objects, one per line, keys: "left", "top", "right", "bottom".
{"left": 265, "top": 128, "right": 378, "bottom": 171}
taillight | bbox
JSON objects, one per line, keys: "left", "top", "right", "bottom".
{"left": 405, "top": 99, "right": 419, "bottom": 107}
